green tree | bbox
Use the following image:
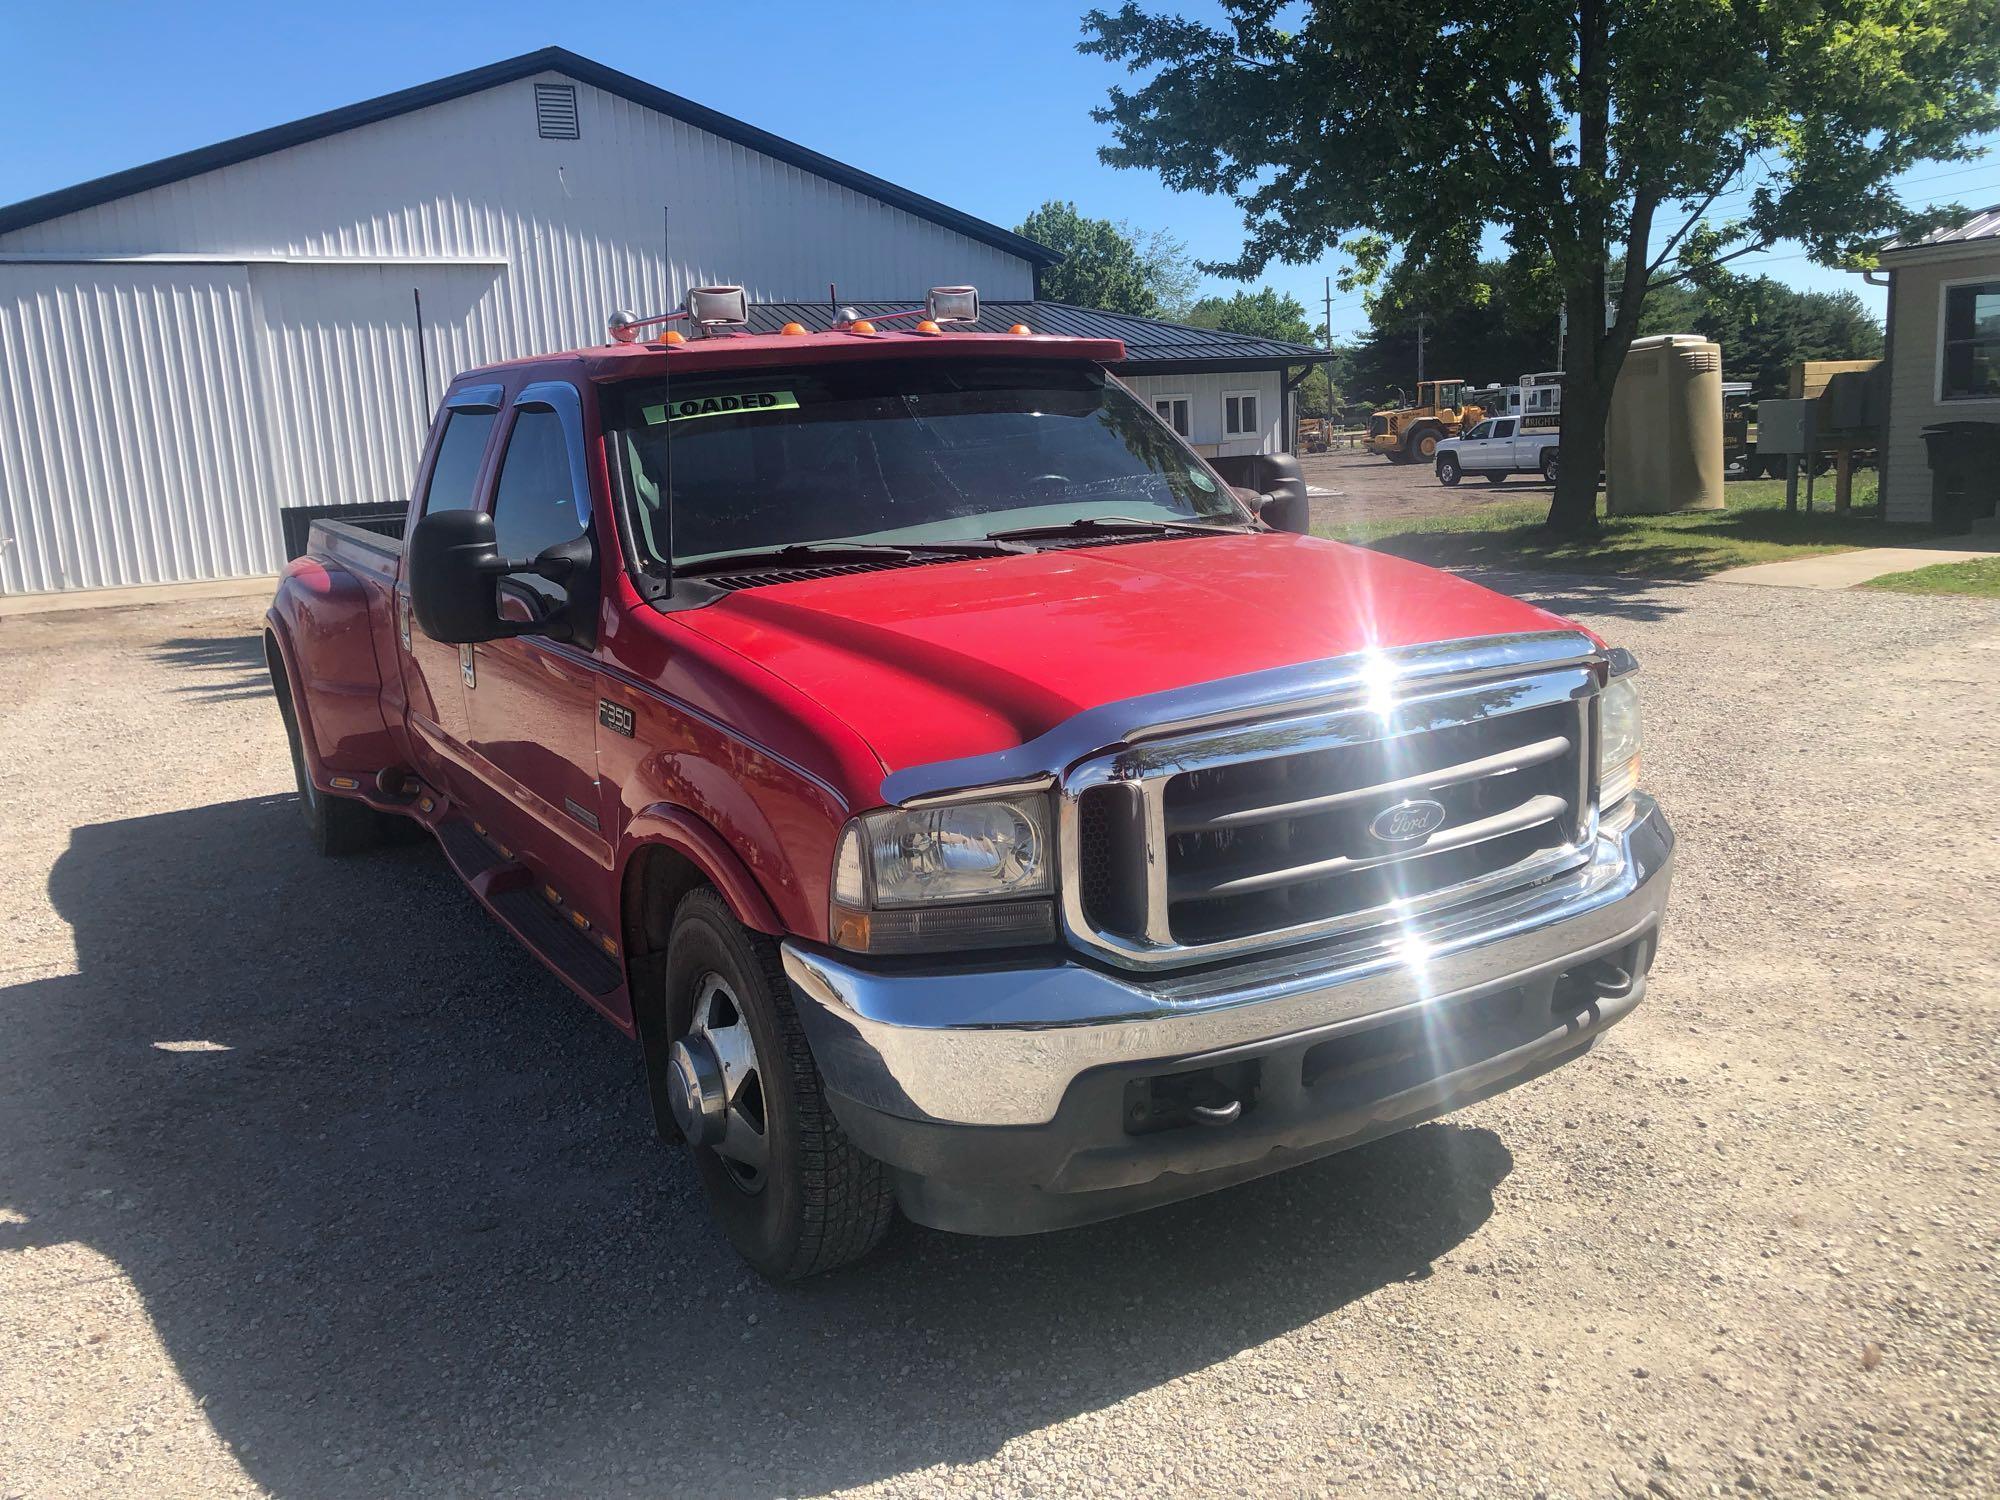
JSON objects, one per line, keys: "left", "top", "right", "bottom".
{"left": 1347, "top": 254, "right": 1560, "bottom": 401}
{"left": 1014, "top": 200, "right": 1196, "bottom": 317}
{"left": 1183, "top": 286, "right": 1317, "bottom": 343}
{"left": 1082, "top": 1, "right": 2000, "bottom": 532}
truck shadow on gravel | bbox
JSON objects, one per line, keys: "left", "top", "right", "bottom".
{"left": 3, "top": 795, "right": 1513, "bottom": 1499}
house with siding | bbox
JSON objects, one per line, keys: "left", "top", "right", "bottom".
{"left": 1874, "top": 206, "right": 2000, "bottom": 527}
{"left": 0, "top": 47, "right": 1320, "bottom": 596}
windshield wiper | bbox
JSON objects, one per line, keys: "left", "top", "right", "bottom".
{"left": 984, "top": 514, "right": 1253, "bottom": 544}
{"left": 675, "top": 539, "right": 1021, "bottom": 576}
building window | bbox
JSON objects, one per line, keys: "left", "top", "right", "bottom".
{"left": 534, "top": 83, "right": 580, "bottom": 140}
{"left": 1153, "top": 395, "right": 1191, "bottom": 437}
{"left": 1942, "top": 281, "right": 2000, "bottom": 401}
{"left": 1224, "top": 391, "right": 1259, "bottom": 437}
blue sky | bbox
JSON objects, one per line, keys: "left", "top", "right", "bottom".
{"left": 3, "top": 0, "right": 1996, "bottom": 342}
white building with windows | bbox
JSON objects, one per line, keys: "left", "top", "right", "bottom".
{"left": 0, "top": 47, "right": 1320, "bottom": 597}
{"left": 1875, "top": 207, "right": 2000, "bottom": 526}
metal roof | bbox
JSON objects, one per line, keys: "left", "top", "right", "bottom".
{"left": 0, "top": 47, "right": 1059, "bottom": 266}
{"left": 1881, "top": 203, "right": 2000, "bottom": 259}
{"left": 748, "top": 300, "right": 1325, "bottom": 373}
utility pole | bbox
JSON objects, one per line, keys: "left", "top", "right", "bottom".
{"left": 1416, "top": 311, "right": 1427, "bottom": 388}
{"left": 1323, "top": 274, "right": 1333, "bottom": 350}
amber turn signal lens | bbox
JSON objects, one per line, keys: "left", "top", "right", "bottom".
{"left": 1009, "top": 323, "right": 1032, "bottom": 336}
{"left": 849, "top": 319, "right": 877, "bottom": 334}
{"left": 914, "top": 319, "right": 941, "bottom": 334}
{"left": 663, "top": 329, "right": 687, "bottom": 345}
{"left": 780, "top": 321, "right": 807, "bottom": 336}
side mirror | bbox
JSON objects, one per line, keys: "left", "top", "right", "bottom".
{"left": 1258, "top": 491, "right": 1311, "bottom": 534}
{"left": 409, "top": 509, "right": 511, "bottom": 644}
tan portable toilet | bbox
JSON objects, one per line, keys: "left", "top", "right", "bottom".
{"left": 1606, "top": 334, "right": 1725, "bottom": 513}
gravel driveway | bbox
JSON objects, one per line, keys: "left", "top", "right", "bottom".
{"left": 1, "top": 576, "right": 1995, "bottom": 1499}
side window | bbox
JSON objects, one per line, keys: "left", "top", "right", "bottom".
{"left": 490, "top": 408, "right": 585, "bottom": 604}
{"left": 422, "top": 410, "right": 498, "bottom": 515}
{"left": 1224, "top": 392, "right": 1259, "bottom": 436}
{"left": 1494, "top": 419, "right": 1516, "bottom": 438}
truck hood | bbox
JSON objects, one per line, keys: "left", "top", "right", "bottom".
{"left": 680, "top": 532, "right": 1588, "bottom": 781}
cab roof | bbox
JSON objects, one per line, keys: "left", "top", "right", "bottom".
{"left": 456, "top": 329, "right": 1129, "bottom": 386}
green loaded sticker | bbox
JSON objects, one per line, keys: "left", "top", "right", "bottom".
{"left": 643, "top": 391, "right": 799, "bottom": 424}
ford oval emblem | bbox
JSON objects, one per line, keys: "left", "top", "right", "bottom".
{"left": 1368, "top": 798, "right": 1447, "bottom": 844}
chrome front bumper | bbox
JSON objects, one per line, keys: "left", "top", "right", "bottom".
{"left": 783, "top": 794, "right": 1673, "bottom": 1131}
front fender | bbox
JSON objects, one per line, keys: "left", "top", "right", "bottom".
{"left": 620, "top": 803, "right": 785, "bottom": 936}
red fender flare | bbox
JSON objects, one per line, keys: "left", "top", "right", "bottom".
{"left": 620, "top": 804, "right": 785, "bottom": 936}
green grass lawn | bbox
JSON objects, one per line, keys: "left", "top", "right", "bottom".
{"left": 1858, "top": 555, "right": 2000, "bottom": 598}
{"left": 1319, "top": 477, "right": 1929, "bottom": 580}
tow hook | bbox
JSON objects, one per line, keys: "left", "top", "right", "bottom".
{"left": 1555, "top": 954, "right": 1636, "bottom": 1011}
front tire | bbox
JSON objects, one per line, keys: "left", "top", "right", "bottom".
{"left": 1409, "top": 425, "right": 1444, "bottom": 462}
{"left": 1540, "top": 450, "right": 1561, "bottom": 484}
{"left": 1436, "top": 454, "right": 1462, "bottom": 486}
{"left": 663, "top": 889, "right": 895, "bottom": 1279}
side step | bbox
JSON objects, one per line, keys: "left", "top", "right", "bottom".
{"left": 488, "top": 885, "right": 623, "bottom": 996}
{"left": 434, "top": 815, "right": 622, "bottom": 998}
{"left": 436, "top": 818, "right": 507, "bottom": 880}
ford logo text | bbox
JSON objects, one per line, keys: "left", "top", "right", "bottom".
{"left": 1368, "top": 798, "right": 1447, "bottom": 844}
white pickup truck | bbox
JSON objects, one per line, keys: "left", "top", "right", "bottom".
{"left": 1434, "top": 415, "right": 1560, "bottom": 486}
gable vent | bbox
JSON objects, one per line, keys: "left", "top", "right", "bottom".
{"left": 534, "top": 83, "right": 579, "bottom": 140}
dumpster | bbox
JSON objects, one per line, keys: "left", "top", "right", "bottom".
{"left": 1920, "top": 422, "right": 2000, "bottom": 532}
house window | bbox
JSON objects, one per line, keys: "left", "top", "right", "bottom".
{"left": 1942, "top": 281, "right": 2000, "bottom": 401}
{"left": 1224, "top": 391, "right": 1260, "bottom": 437}
{"left": 1153, "top": 395, "right": 1191, "bottom": 437}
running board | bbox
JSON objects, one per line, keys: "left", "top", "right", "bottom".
{"left": 434, "top": 815, "right": 622, "bottom": 998}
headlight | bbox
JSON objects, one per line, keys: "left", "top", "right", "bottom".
{"left": 1599, "top": 657, "right": 1642, "bottom": 811}
{"left": 829, "top": 795, "right": 1055, "bottom": 954}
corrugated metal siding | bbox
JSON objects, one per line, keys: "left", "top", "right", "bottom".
{"left": 0, "top": 69, "right": 1035, "bottom": 592}
{"left": 0, "top": 265, "right": 273, "bottom": 592}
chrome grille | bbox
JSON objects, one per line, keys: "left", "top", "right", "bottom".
{"left": 1060, "top": 646, "right": 1601, "bottom": 969}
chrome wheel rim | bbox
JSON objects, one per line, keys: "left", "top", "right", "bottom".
{"left": 687, "top": 972, "right": 769, "bottom": 1193}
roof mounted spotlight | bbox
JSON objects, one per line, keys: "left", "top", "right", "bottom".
{"left": 684, "top": 285, "right": 749, "bottom": 331}
{"left": 608, "top": 308, "right": 687, "bottom": 344}
{"left": 926, "top": 286, "right": 979, "bottom": 325}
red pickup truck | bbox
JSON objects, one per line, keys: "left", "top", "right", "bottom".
{"left": 268, "top": 289, "right": 1672, "bottom": 1278}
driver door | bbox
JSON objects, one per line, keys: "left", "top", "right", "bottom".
{"left": 460, "top": 382, "right": 611, "bottom": 904}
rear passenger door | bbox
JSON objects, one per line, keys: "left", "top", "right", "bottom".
{"left": 398, "top": 386, "right": 501, "bottom": 779}
{"left": 1482, "top": 418, "right": 1519, "bottom": 469}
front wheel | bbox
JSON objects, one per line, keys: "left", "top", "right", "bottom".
{"left": 662, "top": 889, "right": 895, "bottom": 1279}
{"left": 1540, "top": 450, "right": 1561, "bottom": 484}
{"left": 1410, "top": 426, "right": 1443, "bottom": 462}
{"left": 1436, "top": 454, "right": 1462, "bottom": 486}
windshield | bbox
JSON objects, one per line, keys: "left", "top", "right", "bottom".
{"left": 608, "top": 359, "right": 1248, "bottom": 566}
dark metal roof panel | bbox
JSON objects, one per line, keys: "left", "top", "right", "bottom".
{"left": 1882, "top": 203, "right": 2000, "bottom": 256}
{"left": 0, "top": 47, "right": 1059, "bottom": 265}
{"left": 745, "top": 300, "right": 1323, "bottom": 368}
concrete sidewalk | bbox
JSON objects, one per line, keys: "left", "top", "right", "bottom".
{"left": 1709, "top": 534, "right": 2000, "bottom": 589}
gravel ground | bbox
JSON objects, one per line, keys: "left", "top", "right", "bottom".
{"left": 1299, "top": 449, "right": 1554, "bottom": 532}
{"left": 1, "top": 576, "right": 1996, "bottom": 1500}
